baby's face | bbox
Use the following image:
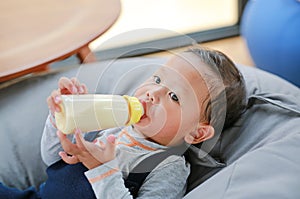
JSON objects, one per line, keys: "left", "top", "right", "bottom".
{"left": 133, "top": 53, "right": 209, "bottom": 146}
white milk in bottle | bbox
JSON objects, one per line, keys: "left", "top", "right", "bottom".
{"left": 54, "top": 94, "right": 144, "bottom": 134}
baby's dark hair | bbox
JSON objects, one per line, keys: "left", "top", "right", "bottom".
{"left": 186, "top": 47, "right": 247, "bottom": 135}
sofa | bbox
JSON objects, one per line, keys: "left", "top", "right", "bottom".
{"left": 1, "top": 57, "right": 300, "bottom": 198}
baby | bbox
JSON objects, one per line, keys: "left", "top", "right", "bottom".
{"left": 0, "top": 47, "right": 246, "bottom": 199}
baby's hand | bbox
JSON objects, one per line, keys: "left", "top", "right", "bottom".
{"left": 57, "top": 129, "right": 116, "bottom": 169}
{"left": 47, "top": 77, "right": 88, "bottom": 114}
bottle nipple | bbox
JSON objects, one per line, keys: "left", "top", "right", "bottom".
{"left": 123, "top": 95, "right": 144, "bottom": 125}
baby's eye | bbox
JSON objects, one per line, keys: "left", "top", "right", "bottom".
{"left": 153, "top": 76, "right": 161, "bottom": 84}
{"left": 169, "top": 92, "right": 179, "bottom": 102}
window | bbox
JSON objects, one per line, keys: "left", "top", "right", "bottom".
{"left": 90, "top": 0, "right": 248, "bottom": 58}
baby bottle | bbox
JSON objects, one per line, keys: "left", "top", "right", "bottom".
{"left": 54, "top": 94, "right": 144, "bottom": 134}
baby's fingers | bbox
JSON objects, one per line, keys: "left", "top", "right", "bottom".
{"left": 80, "top": 83, "right": 88, "bottom": 94}
{"left": 59, "top": 151, "right": 80, "bottom": 165}
{"left": 58, "top": 77, "right": 78, "bottom": 94}
{"left": 74, "top": 129, "right": 88, "bottom": 151}
{"left": 57, "top": 130, "right": 80, "bottom": 155}
{"left": 71, "top": 77, "right": 87, "bottom": 94}
{"left": 47, "top": 89, "right": 61, "bottom": 113}
{"left": 103, "top": 135, "right": 116, "bottom": 161}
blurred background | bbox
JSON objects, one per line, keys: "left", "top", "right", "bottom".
{"left": 89, "top": 0, "right": 253, "bottom": 66}
{"left": 90, "top": 0, "right": 239, "bottom": 50}
{"left": 89, "top": 0, "right": 300, "bottom": 87}
{"left": 2, "top": 0, "right": 299, "bottom": 87}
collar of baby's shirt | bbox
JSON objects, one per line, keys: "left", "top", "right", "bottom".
{"left": 116, "top": 126, "right": 168, "bottom": 151}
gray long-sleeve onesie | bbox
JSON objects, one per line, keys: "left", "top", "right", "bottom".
{"left": 41, "top": 115, "right": 190, "bottom": 199}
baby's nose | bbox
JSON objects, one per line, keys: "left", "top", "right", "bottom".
{"left": 146, "top": 87, "right": 164, "bottom": 103}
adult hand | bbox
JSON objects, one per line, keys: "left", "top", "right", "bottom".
{"left": 57, "top": 129, "right": 116, "bottom": 170}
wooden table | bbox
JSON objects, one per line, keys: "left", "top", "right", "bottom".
{"left": 0, "top": 0, "right": 120, "bottom": 82}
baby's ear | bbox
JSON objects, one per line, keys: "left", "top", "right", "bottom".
{"left": 184, "top": 124, "right": 214, "bottom": 144}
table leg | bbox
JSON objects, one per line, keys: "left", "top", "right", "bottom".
{"left": 77, "top": 45, "right": 97, "bottom": 63}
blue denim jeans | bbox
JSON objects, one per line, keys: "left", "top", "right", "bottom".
{"left": 0, "top": 160, "right": 96, "bottom": 199}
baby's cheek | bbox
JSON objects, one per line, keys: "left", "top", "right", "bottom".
{"left": 147, "top": 105, "right": 167, "bottom": 136}
{"left": 133, "top": 88, "right": 143, "bottom": 97}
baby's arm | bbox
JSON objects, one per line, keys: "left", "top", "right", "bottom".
{"left": 40, "top": 114, "right": 67, "bottom": 166}
{"left": 85, "top": 155, "right": 190, "bottom": 199}
{"left": 41, "top": 77, "right": 88, "bottom": 166}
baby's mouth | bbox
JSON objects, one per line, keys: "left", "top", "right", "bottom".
{"left": 140, "top": 100, "right": 148, "bottom": 120}
{"left": 140, "top": 114, "right": 147, "bottom": 120}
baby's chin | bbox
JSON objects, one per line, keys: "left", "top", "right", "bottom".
{"left": 132, "top": 116, "right": 155, "bottom": 135}
{"left": 133, "top": 117, "right": 150, "bottom": 132}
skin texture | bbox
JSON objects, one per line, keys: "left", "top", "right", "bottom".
{"left": 133, "top": 52, "right": 214, "bottom": 146}
{"left": 47, "top": 52, "right": 215, "bottom": 169}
